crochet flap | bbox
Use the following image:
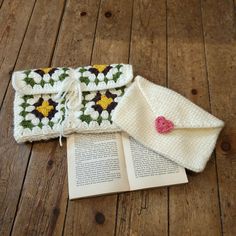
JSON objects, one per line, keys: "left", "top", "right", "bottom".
{"left": 12, "top": 64, "right": 133, "bottom": 95}
{"left": 136, "top": 76, "right": 224, "bottom": 129}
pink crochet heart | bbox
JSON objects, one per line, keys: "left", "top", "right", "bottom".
{"left": 155, "top": 116, "right": 174, "bottom": 134}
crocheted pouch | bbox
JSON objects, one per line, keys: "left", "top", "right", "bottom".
{"left": 12, "top": 64, "right": 133, "bottom": 143}
{"left": 112, "top": 76, "right": 224, "bottom": 172}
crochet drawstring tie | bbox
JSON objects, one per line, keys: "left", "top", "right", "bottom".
{"left": 55, "top": 69, "right": 82, "bottom": 146}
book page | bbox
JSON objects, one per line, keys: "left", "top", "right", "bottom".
{"left": 122, "top": 133, "right": 188, "bottom": 190}
{"left": 67, "top": 133, "right": 130, "bottom": 199}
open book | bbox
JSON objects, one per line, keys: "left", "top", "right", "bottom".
{"left": 67, "top": 133, "right": 188, "bottom": 199}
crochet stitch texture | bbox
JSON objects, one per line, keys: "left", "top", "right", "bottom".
{"left": 12, "top": 64, "right": 133, "bottom": 143}
{"left": 112, "top": 76, "right": 224, "bottom": 172}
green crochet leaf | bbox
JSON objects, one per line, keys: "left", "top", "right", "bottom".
{"left": 79, "top": 67, "right": 87, "bottom": 73}
{"left": 24, "top": 70, "right": 31, "bottom": 76}
{"left": 80, "top": 114, "right": 92, "bottom": 124}
{"left": 97, "top": 116, "right": 103, "bottom": 125}
{"left": 27, "top": 95, "right": 34, "bottom": 99}
{"left": 82, "top": 91, "right": 90, "bottom": 98}
{"left": 60, "top": 107, "right": 66, "bottom": 122}
{"left": 80, "top": 76, "right": 90, "bottom": 85}
{"left": 59, "top": 72, "right": 69, "bottom": 81}
{"left": 48, "top": 121, "right": 54, "bottom": 128}
{"left": 49, "top": 79, "right": 55, "bottom": 86}
{"left": 23, "top": 95, "right": 34, "bottom": 101}
{"left": 40, "top": 79, "right": 46, "bottom": 88}
{"left": 19, "top": 110, "right": 28, "bottom": 118}
{"left": 104, "top": 77, "right": 109, "bottom": 84}
{"left": 20, "top": 102, "right": 30, "bottom": 109}
{"left": 112, "top": 71, "right": 122, "bottom": 82}
{"left": 61, "top": 107, "right": 65, "bottom": 113}
{"left": 20, "top": 120, "right": 34, "bottom": 130}
{"left": 82, "top": 99, "right": 87, "bottom": 106}
{"left": 94, "top": 78, "right": 100, "bottom": 85}
{"left": 116, "top": 64, "right": 123, "bottom": 70}
{"left": 24, "top": 76, "right": 35, "bottom": 88}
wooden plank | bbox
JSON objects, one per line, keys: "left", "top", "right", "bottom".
{"left": 52, "top": 0, "right": 100, "bottom": 67}
{"left": 63, "top": 0, "right": 133, "bottom": 235}
{"left": 0, "top": 0, "right": 36, "bottom": 107}
{"left": 129, "top": 0, "right": 167, "bottom": 86}
{"left": 115, "top": 0, "right": 168, "bottom": 235}
{"left": 201, "top": 0, "right": 236, "bottom": 235}
{"left": 0, "top": 0, "right": 66, "bottom": 235}
{"left": 11, "top": 0, "right": 101, "bottom": 235}
{"left": 12, "top": 141, "right": 68, "bottom": 236}
{"left": 167, "top": 0, "right": 222, "bottom": 235}
{"left": 91, "top": 0, "right": 132, "bottom": 64}
{"left": 0, "top": 0, "right": 5, "bottom": 9}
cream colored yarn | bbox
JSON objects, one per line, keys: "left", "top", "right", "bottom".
{"left": 112, "top": 76, "right": 224, "bottom": 172}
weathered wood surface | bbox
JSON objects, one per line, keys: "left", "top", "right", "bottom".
{"left": 0, "top": 0, "right": 66, "bottom": 235}
{"left": 0, "top": 0, "right": 36, "bottom": 107}
{"left": 0, "top": 0, "right": 4, "bottom": 9}
{"left": 201, "top": 0, "right": 236, "bottom": 235}
{"left": 167, "top": 1, "right": 221, "bottom": 235}
{"left": 116, "top": 1, "right": 168, "bottom": 235}
{"left": 63, "top": 0, "right": 133, "bottom": 235}
{"left": 0, "top": 0, "right": 235, "bottom": 235}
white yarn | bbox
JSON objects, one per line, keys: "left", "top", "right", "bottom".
{"left": 12, "top": 64, "right": 133, "bottom": 143}
{"left": 55, "top": 69, "right": 82, "bottom": 146}
{"left": 112, "top": 76, "right": 224, "bottom": 172}
{"left": 11, "top": 64, "right": 133, "bottom": 94}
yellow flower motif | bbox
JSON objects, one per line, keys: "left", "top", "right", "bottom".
{"left": 92, "top": 64, "right": 108, "bottom": 73}
{"left": 40, "top": 67, "right": 53, "bottom": 74}
{"left": 36, "top": 100, "right": 54, "bottom": 117}
{"left": 96, "top": 95, "right": 113, "bottom": 110}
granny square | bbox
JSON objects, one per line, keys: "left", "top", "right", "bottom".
{"left": 12, "top": 64, "right": 133, "bottom": 143}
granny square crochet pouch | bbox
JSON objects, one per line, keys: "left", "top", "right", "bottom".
{"left": 12, "top": 64, "right": 133, "bottom": 144}
{"left": 112, "top": 76, "right": 224, "bottom": 172}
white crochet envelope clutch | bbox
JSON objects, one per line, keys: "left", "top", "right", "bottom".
{"left": 112, "top": 75, "right": 224, "bottom": 172}
{"left": 12, "top": 64, "right": 133, "bottom": 143}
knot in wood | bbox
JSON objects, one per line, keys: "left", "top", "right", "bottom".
{"left": 80, "top": 11, "right": 87, "bottom": 16}
{"left": 221, "top": 141, "right": 231, "bottom": 152}
{"left": 105, "top": 11, "right": 112, "bottom": 18}
{"left": 95, "top": 212, "right": 105, "bottom": 224}
{"left": 191, "top": 89, "right": 198, "bottom": 95}
{"left": 47, "top": 160, "right": 54, "bottom": 166}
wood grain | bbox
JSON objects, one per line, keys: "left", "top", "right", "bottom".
{"left": 91, "top": 0, "right": 132, "bottom": 64}
{"left": 115, "top": 0, "right": 168, "bottom": 235}
{"left": 63, "top": 0, "right": 133, "bottom": 235}
{"left": 12, "top": 0, "right": 106, "bottom": 235}
{"left": 52, "top": 0, "right": 100, "bottom": 68}
{"left": 12, "top": 141, "right": 68, "bottom": 236}
{"left": 15, "top": 0, "right": 101, "bottom": 235}
{"left": 0, "top": 0, "right": 36, "bottom": 108}
{"left": 0, "top": 0, "right": 4, "bottom": 9}
{"left": 167, "top": 0, "right": 221, "bottom": 235}
{"left": 201, "top": 0, "right": 236, "bottom": 235}
{"left": 129, "top": 0, "right": 167, "bottom": 86}
{"left": 0, "top": 0, "right": 66, "bottom": 235}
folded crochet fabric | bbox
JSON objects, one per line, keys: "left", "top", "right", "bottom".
{"left": 12, "top": 64, "right": 133, "bottom": 143}
{"left": 112, "top": 76, "right": 224, "bottom": 172}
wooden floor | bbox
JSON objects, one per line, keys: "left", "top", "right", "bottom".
{"left": 0, "top": 0, "right": 235, "bottom": 235}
